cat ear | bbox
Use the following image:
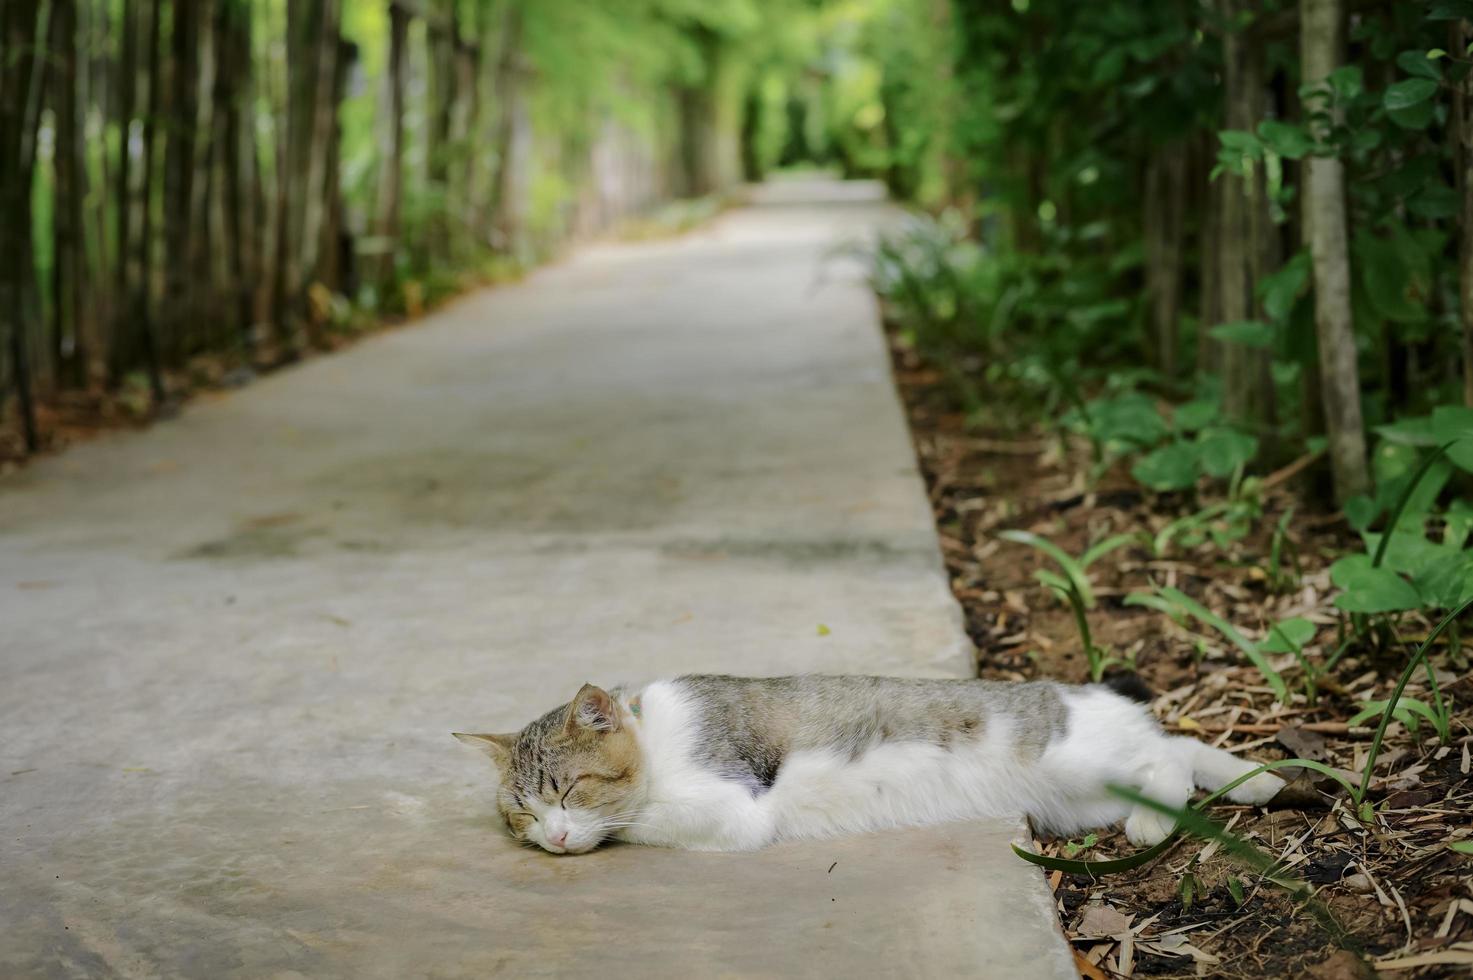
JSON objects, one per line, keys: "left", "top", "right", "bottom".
{"left": 565, "top": 683, "right": 620, "bottom": 735}
{"left": 453, "top": 731, "right": 517, "bottom": 768}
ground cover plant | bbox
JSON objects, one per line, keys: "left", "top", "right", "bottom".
{"left": 857, "top": 2, "right": 1473, "bottom": 970}
{"left": 888, "top": 324, "right": 1473, "bottom": 978}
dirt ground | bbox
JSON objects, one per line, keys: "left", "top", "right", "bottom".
{"left": 886, "top": 333, "right": 1473, "bottom": 979}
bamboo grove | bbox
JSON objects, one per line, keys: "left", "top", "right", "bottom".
{"left": 4, "top": 0, "right": 1473, "bottom": 491}
{"left": 0, "top": 0, "right": 823, "bottom": 457}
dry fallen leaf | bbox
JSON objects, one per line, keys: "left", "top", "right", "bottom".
{"left": 1072, "top": 950, "right": 1109, "bottom": 980}
{"left": 1276, "top": 725, "right": 1330, "bottom": 762}
{"left": 1075, "top": 904, "right": 1133, "bottom": 938}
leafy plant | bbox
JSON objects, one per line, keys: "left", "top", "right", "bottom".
{"left": 1352, "top": 599, "right": 1472, "bottom": 799}
{"left": 999, "top": 529, "right": 1136, "bottom": 681}
{"left": 1332, "top": 428, "right": 1473, "bottom": 620}
{"left": 997, "top": 529, "right": 1134, "bottom": 610}
{"left": 1261, "top": 617, "right": 1323, "bottom": 703}
{"left": 1062, "top": 832, "right": 1099, "bottom": 859}
{"left": 1063, "top": 389, "right": 1263, "bottom": 494}
{"left": 1265, "top": 508, "right": 1302, "bottom": 593}
{"left": 1152, "top": 491, "right": 1262, "bottom": 557}
{"left": 1125, "top": 586, "right": 1291, "bottom": 701}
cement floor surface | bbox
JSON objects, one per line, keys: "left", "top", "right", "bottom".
{"left": 0, "top": 178, "right": 1073, "bottom": 978}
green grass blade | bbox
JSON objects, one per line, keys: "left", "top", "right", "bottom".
{"left": 1357, "top": 595, "right": 1473, "bottom": 801}
{"left": 1010, "top": 834, "right": 1179, "bottom": 877}
{"left": 1153, "top": 587, "right": 1288, "bottom": 700}
{"left": 1011, "top": 758, "right": 1349, "bottom": 877}
{"left": 1153, "top": 502, "right": 1229, "bottom": 556}
{"left": 1108, "top": 786, "right": 1351, "bottom": 946}
{"left": 1372, "top": 443, "right": 1450, "bottom": 568}
{"left": 997, "top": 529, "right": 1095, "bottom": 607}
{"left": 1080, "top": 532, "right": 1138, "bottom": 570}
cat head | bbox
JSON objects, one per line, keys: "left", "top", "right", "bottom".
{"left": 454, "top": 683, "right": 643, "bottom": 854}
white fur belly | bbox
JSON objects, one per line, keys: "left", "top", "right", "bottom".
{"left": 761, "top": 725, "right": 1044, "bottom": 841}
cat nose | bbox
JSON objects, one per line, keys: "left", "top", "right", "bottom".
{"left": 548, "top": 830, "right": 569, "bottom": 848}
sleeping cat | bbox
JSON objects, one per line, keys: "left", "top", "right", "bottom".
{"left": 454, "top": 674, "right": 1283, "bottom": 855}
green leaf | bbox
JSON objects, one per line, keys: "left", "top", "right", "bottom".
{"left": 1217, "top": 129, "right": 1264, "bottom": 156}
{"left": 1174, "top": 399, "right": 1219, "bottom": 433}
{"left": 1384, "top": 78, "right": 1438, "bottom": 111}
{"left": 1444, "top": 499, "right": 1473, "bottom": 550}
{"left": 1081, "top": 533, "right": 1137, "bottom": 570}
{"left": 1387, "top": 99, "right": 1436, "bottom": 130}
{"left": 1408, "top": 185, "right": 1458, "bottom": 220}
{"left": 1258, "top": 252, "right": 1310, "bottom": 323}
{"left": 1131, "top": 442, "right": 1201, "bottom": 492}
{"left": 1356, "top": 230, "right": 1430, "bottom": 324}
{"left": 1429, "top": 0, "right": 1473, "bottom": 21}
{"left": 1087, "top": 393, "right": 1170, "bottom": 448}
{"left": 1344, "top": 495, "right": 1379, "bottom": 531}
{"left": 1411, "top": 551, "right": 1473, "bottom": 608}
{"left": 1328, "top": 65, "right": 1363, "bottom": 100}
{"left": 1431, "top": 405, "right": 1473, "bottom": 441}
{"left": 1195, "top": 427, "right": 1259, "bottom": 478}
{"left": 1449, "top": 841, "right": 1473, "bottom": 855}
{"left": 1350, "top": 697, "right": 1440, "bottom": 733}
{"left": 1374, "top": 415, "right": 1438, "bottom": 447}
{"left": 1432, "top": 407, "right": 1473, "bottom": 471}
{"left": 1396, "top": 51, "right": 1442, "bottom": 81}
{"left": 1035, "top": 568, "right": 1072, "bottom": 595}
{"left": 1372, "top": 451, "right": 1452, "bottom": 534}
{"left": 997, "top": 530, "right": 1096, "bottom": 608}
{"left": 1208, "top": 320, "right": 1276, "bottom": 348}
{"left": 1330, "top": 555, "right": 1423, "bottom": 613}
{"left": 1261, "top": 617, "right": 1316, "bottom": 654}
{"left": 1133, "top": 587, "right": 1288, "bottom": 700}
{"left": 1257, "top": 120, "right": 1314, "bottom": 159}
{"left": 1011, "top": 834, "right": 1179, "bottom": 876}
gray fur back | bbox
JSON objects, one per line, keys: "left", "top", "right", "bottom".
{"left": 674, "top": 674, "right": 1069, "bottom": 793}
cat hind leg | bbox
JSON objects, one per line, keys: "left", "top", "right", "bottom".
{"left": 1180, "top": 737, "right": 1284, "bottom": 805}
{"left": 1123, "top": 757, "right": 1193, "bottom": 847}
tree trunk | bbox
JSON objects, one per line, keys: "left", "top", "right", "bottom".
{"left": 373, "top": 0, "right": 411, "bottom": 287}
{"left": 276, "top": 0, "right": 341, "bottom": 348}
{"left": 1144, "top": 141, "right": 1187, "bottom": 379}
{"left": 1301, "top": 0, "right": 1369, "bottom": 501}
{"left": 675, "top": 26, "right": 722, "bottom": 198}
{"left": 1198, "top": 140, "right": 1222, "bottom": 376}
{"left": 51, "top": 0, "right": 89, "bottom": 389}
{"left": 112, "top": 0, "right": 139, "bottom": 381}
{"left": 0, "top": 0, "right": 51, "bottom": 451}
{"left": 136, "top": 0, "right": 168, "bottom": 403}
{"left": 1219, "top": 0, "right": 1276, "bottom": 433}
{"left": 426, "top": 2, "right": 457, "bottom": 187}
{"left": 214, "top": 0, "right": 255, "bottom": 361}
{"left": 188, "top": 0, "right": 218, "bottom": 353}
{"left": 487, "top": 3, "right": 522, "bottom": 246}
{"left": 316, "top": 37, "right": 356, "bottom": 296}
{"left": 163, "top": 0, "right": 201, "bottom": 363}
{"left": 1455, "top": 17, "right": 1473, "bottom": 408}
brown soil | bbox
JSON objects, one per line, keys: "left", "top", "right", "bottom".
{"left": 887, "top": 331, "right": 1473, "bottom": 979}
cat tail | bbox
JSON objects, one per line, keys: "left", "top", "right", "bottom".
{"left": 1100, "top": 673, "right": 1153, "bottom": 704}
{"left": 1176, "top": 737, "right": 1284, "bottom": 805}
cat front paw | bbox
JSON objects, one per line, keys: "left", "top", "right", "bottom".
{"left": 1225, "top": 771, "right": 1284, "bottom": 806}
{"left": 1124, "top": 806, "right": 1176, "bottom": 847}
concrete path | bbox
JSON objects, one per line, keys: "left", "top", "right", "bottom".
{"left": 0, "top": 178, "right": 1073, "bottom": 978}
